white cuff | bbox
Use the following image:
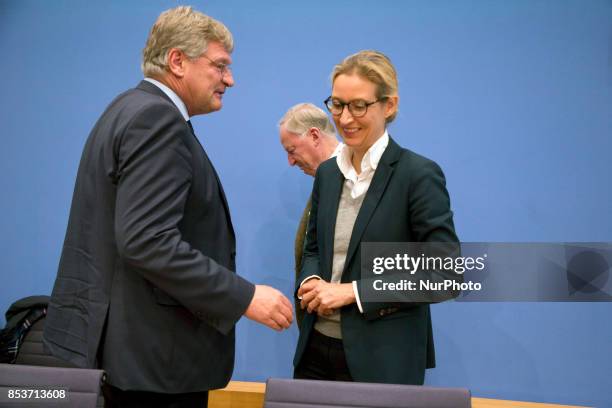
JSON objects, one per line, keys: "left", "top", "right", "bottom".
{"left": 352, "top": 281, "right": 363, "bottom": 313}
{"left": 297, "top": 275, "right": 322, "bottom": 299}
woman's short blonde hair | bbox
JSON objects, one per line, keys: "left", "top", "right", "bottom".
{"left": 331, "top": 50, "right": 399, "bottom": 123}
{"left": 142, "top": 6, "right": 233, "bottom": 77}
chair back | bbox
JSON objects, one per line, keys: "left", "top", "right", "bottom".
{"left": 263, "top": 378, "right": 471, "bottom": 408}
{"left": 0, "top": 363, "right": 105, "bottom": 408}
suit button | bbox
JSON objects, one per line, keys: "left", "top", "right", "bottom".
{"left": 379, "top": 309, "right": 386, "bottom": 317}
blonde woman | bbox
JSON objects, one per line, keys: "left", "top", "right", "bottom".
{"left": 294, "top": 50, "right": 458, "bottom": 384}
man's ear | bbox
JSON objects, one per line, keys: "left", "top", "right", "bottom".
{"left": 309, "top": 127, "right": 321, "bottom": 146}
{"left": 167, "top": 48, "right": 187, "bottom": 78}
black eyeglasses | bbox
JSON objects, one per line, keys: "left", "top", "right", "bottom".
{"left": 200, "top": 55, "right": 232, "bottom": 76}
{"left": 324, "top": 96, "right": 385, "bottom": 118}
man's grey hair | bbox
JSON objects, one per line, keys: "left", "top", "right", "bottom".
{"left": 279, "top": 103, "right": 336, "bottom": 137}
{"left": 142, "top": 6, "right": 233, "bottom": 77}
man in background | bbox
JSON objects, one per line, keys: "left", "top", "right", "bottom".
{"left": 44, "top": 7, "right": 292, "bottom": 407}
{"left": 278, "top": 103, "right": 341, "bottom": 327}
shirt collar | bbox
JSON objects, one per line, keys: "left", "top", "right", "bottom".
{"left": 144, "top": 77, "right": 190, "bottom": 121}
{"left": 336, "top": 130, "right": 389, "bottom": 180}
{"left": 330, "top": 142, "right": 344, "bottom": 159}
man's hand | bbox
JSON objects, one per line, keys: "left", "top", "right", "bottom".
{"left": 245, "top": 285, "right": 293, "bottom": 331}
{"left": 298, "top": 280, "right": 356, "bottom": 315}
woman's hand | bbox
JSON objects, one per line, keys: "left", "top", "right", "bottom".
{"left": 298, "top": 279, "right": 356, "bottom": 315}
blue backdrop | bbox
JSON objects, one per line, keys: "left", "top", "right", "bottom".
{"left": 1, "top": 1, "right": 611, "bottom": 406}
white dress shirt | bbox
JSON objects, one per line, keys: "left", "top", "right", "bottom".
{"left": 336, "top": 131, "right": 389, "bottom": 199}
{"left": 300, "top": 131, "right": 390, "bottom": 314}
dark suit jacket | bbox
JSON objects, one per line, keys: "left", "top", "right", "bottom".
{"left": 43, "top": 81, "right": 255, "bottom": 393}
{"left": 293, "top": 137, "right": 458, "bottom": 385}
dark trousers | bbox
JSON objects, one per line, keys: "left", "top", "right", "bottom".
{"left": 102, "top": 383, "right": 208, "bottom": 408}
{"left": 294, "top": 329, "right": 354, "bottom": 382}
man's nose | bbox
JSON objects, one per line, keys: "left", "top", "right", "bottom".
{"left": 223, "top": 70, "right": 235, "bottom": 87}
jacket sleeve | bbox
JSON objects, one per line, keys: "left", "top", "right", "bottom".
{"left": 113, "top": 102, "right": 254, "bottom": 334}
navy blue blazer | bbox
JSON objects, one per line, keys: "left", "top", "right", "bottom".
{"left": 294, "top": 137, "right": 459, "bottom": 385}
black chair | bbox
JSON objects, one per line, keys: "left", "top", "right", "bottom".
{"left": 263, "top": 378, "right": 471, "bottom": 408}
{"left": 0, "top": 363, "right": 105, "bottom": 408}
{"left": 15, "top": 318, "right": 75, "bottom": 368}
{"left": 10, "top": 306, "right": 104, "bottom": 407}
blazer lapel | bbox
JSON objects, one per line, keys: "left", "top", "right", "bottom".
{"left": 210, "top": 166, "right": 236, "bottom": 240}
{"left": 342, "top": 138, "right": 402, "bottom": 279}
{"left": 321, "top": 165, "right": 344, "bottom": 281}
{"left": 188, "top": 127, "right": 236, "bottom": 242}
{"left": 136, "top": 80, "right": 237, "bottom": 240}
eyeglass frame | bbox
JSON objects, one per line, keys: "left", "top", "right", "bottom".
{"left": 199, "top": 54, "right": 232, "bottom": 77}
{"left": 323, "top": 96, "right": 387, "bottom": 118}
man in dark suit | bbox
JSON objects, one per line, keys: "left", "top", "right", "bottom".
{"left": 43, "top": 6, "right": 292, "bottom": 407}
{"left": 278, "top": 103, "right": 341, "bottom": 327}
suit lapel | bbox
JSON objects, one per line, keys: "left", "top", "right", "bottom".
{"left": 136, "top": 81, "right": 236, "bottom": 240}
{"left": 342, "top": 138, "right": 402, "bottom": 278}
{"left": 188, "top": 127, "right": 236, "bottom": 241}
{"left": 210, "top": 166, "right": 235, "bottom": 240}
{"left": 321, "top": 165, "right": 344, "bottom": 281}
